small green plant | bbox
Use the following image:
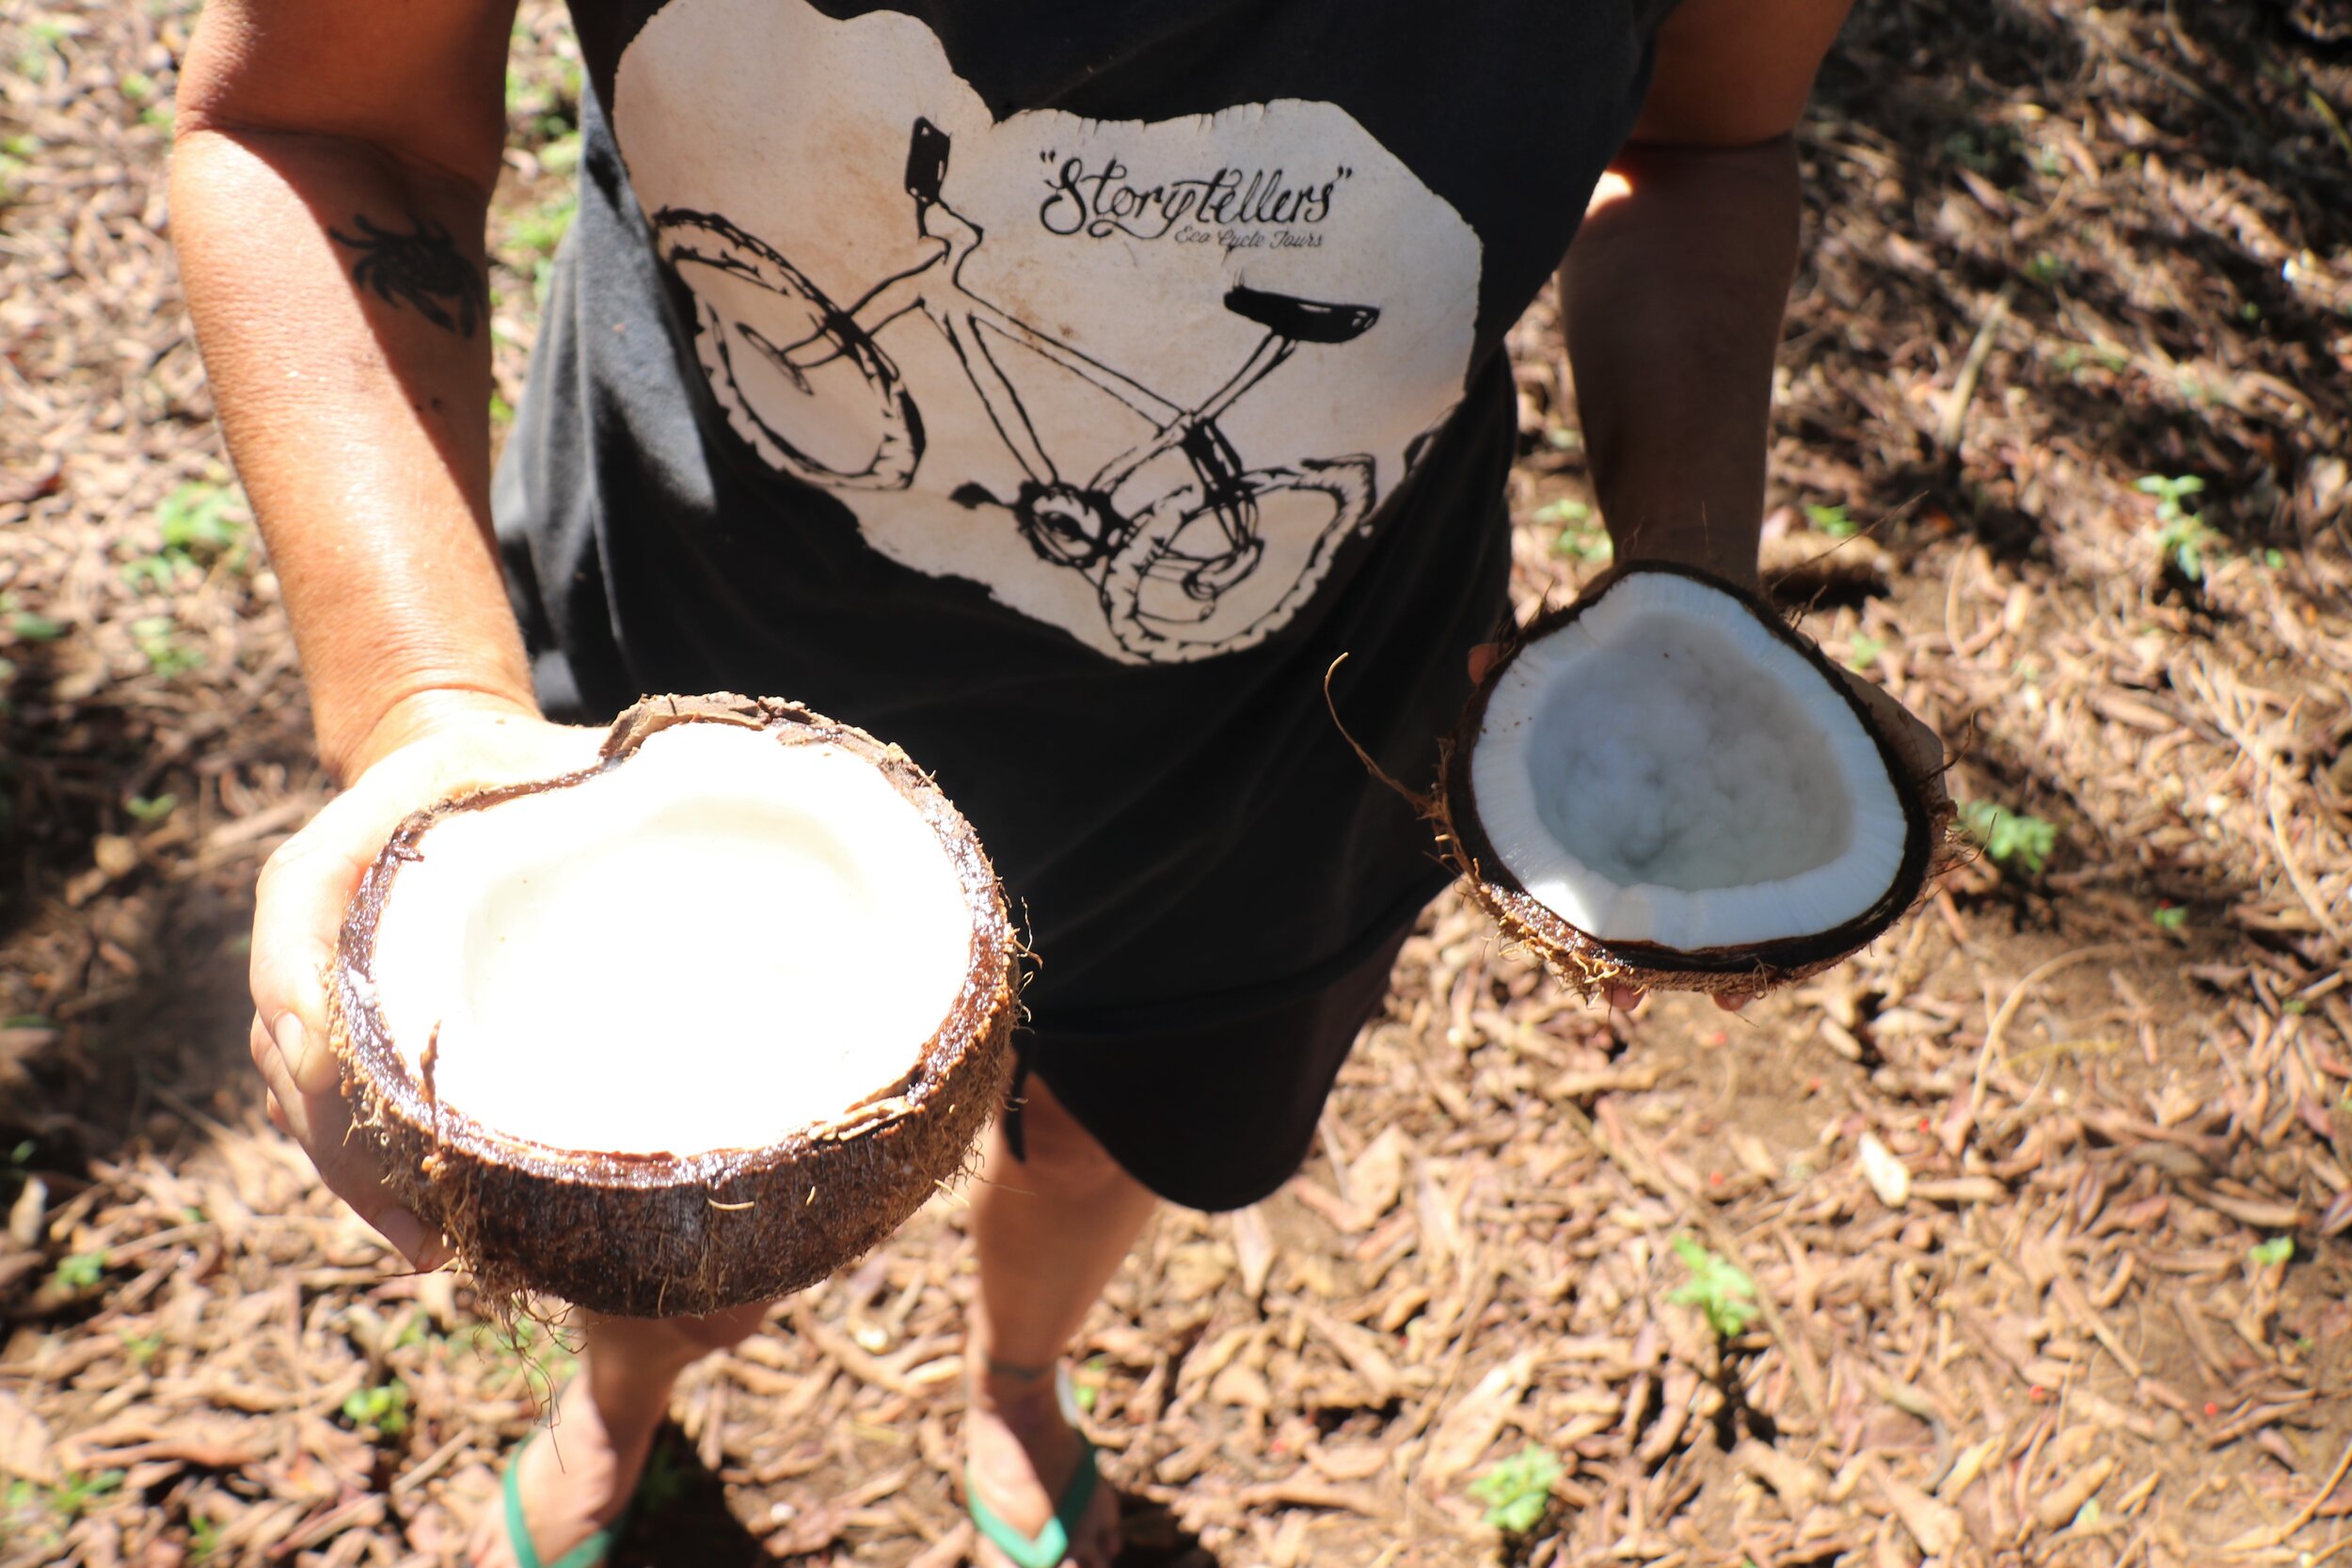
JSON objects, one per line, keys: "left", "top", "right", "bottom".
{"left": 2022, "top": 252, "right": 2070, "bottom": 286}
{"left": 31, "top": 1467, "right": 124, "bottom": 1522}
{"left": 1847, "top": 633, "right": 1886, "bottom": 671}
{"left": 2249, "top": 1236, "right": 2294, "bottom": 1268}
{"left": 1958, "top": 800, "right": 2056, "bottom": 875}
{"left": 1668, "top": 1236, "right": 1759, "bottom": 1338}
{"left": 2151, "top": 902, "right": 2187, "bottom": 931}
{"left": 1804, "top": 502, "right": 1858, "bottom": 538}
{"left": 0, "top": 134, "right": 36, "bottom": 204}
{"left": 1536, "top": 498, "right": 1611, "bottom": 562}
{"left": 16, "top": 20, "right": 70, "bottom": 84}
{"left": 187, "top": 1515, "right": 224, "bottom": 1564}
{"left": 0, "top": 594, "right": 64, "bottom": 641}
{"left": 509, "top": 190, "right": 577, "bottom": 262}
{"left": 119, "top": 1330, "right": 165, "bottom": 1369}
{"left": 342, "top": 1379, "right": 411, "bottom": 1437}
{"left": 389, "top": 1310, "right": 432, "bottom": 1354}
{"left": 125, "top": 793, "right": 178, "bottom": 825}
{"left": 52, "top": 1251, "right": 105, "bottom": 1291}
{"left": 130, "top": 615, "right": 204, "bottom": 678}
{"left": 156, "top": 481, "right": 248, "bottom": 567}
{"left": 1071, "top": 1352, "right": 1109, "bottom": 1413}
{"left": 2136, "top": 474, "right": 2217, "bottom": 582}
{"left": 1468, "top": 1444, "right": 1562, "bottom": 1533}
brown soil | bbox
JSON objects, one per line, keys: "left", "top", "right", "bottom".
{"left": 3, "top": 2, "right": 2348, "bottom": 1566}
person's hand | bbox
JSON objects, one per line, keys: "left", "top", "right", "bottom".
{"left": 1461, "top": 641, "right": 1949, "bottom": 1015}
{"left": 247, "top": 695, "right": 606, "bottom": 1269}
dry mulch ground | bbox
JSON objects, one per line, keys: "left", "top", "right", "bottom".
{"left": 4, "top": 2, "right": 2350, "bottom": 1565}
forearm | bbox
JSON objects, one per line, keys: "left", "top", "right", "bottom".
{"left": 172, "top": 127, "right": 534, "bottom": 781}
{"left": 1559, "top": 136, "right": 1802, "bottom": 590}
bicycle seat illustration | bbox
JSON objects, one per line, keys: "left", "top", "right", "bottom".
{"left": 653, "top": 118, "right": 1383, "bottom": 661}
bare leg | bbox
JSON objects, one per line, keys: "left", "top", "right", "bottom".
{"left": 469, "top": 1303, "right": 766, "bottom": 1568}
{"left": 966, "top": 1074, "right": 1158, "bottom": 1568}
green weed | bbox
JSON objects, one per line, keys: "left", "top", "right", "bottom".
{"left": 1468, "top": 1444, "right": 1562, "bottom": 1533}
{"left": 1847, "top": 633, "right": 1886, "bottom": 671}
{"left": 157, "top": 481, "right": 248, "bottom": 566}
{"left": 122, "top": 482, "right": 248, "bottom": 591}
{"left": 16, "top": 20, "right": 69, "bottom": 84}
{"left": 2022, "top": 252, "right": 2071, "bottom": 286}
{"left": 125, "top": 793, "right": 177, "bottom": 825}
{"left": 1, "top": 593, "right": 65, "bottom": 641}
{"left": 1668, "top": 1236, "right": 1758, "bottom": 1339}
{"left": 2249, "top": 1236, "right": 2294, "bottom": 1268}
{"left": 342, "top": 1379, "right": 411, "bottom": 1437}
{"left": 2137, "top": 474, "right": 2217, "bottom": 582}
{"left": 2150, "top": 903, "right": 2186, "bottom": 932}
{"left": 130, "top": 615, "right": 204, "bottom": 678}
{"left": 1804, "top": 502, "right": 1857, "bottom": 537}
{"left": 1958, "top": 800, "right": 2056, "bottom": 875}
{"left": 7, "top": 1467, "right": 123, "bottom": 1527}
{"left": 509, "top": 190, "right": 576, "bottom": 262}
{"left": 52, "top": 1251, "right": 104, "bottom": 1292}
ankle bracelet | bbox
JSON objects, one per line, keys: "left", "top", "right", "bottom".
{"left": 983, "top": 1354, "right": 1056, "bottom": 1383}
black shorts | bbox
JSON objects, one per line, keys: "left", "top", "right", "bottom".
{"left": 1006, "top": 923, "right": 1416, "bottom": 1212}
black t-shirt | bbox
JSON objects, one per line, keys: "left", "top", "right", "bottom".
{"left": 498, "top": 0, "right": 1667, "bottom": 1027}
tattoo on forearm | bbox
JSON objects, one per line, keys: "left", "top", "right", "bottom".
{"left": 329, "top": 214, "right": 487, "bottom": 338}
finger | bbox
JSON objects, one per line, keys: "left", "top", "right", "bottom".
{"left": 1606, "top": 984, "right": 1642, "bottom": 1012}
{"left": 250, "top": 818, "right": 389, "bottom": 1099}
{"left": 1714, "top": 992, "right": 1751, "bottom": 1012}
{"left": 251, "top": 1006, "right": 451, "bottom": 1271}
{"left": 1466, "top": 641, "right": 1502, "bottom": 684}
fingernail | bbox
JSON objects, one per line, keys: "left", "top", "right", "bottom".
{"left": 374, "top": 1207, "right": 450, "bottom": 1272}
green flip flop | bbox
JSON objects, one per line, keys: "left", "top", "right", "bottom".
{"left": 500, "top": 1430, "right": 630, "bottom": 1568}
{"left": 965, "top": 1437, "right": 1101, "bottom": 1568}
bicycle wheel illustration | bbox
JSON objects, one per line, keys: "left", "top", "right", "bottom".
{"left": 1096, "top": 455, "right": 1375, "bottom": 662}
{"left": 653, "top": 209, "right": 922, "bottom": 491}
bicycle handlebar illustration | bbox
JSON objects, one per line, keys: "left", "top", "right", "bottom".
{"left": 653, "top": 117, "right": 1382, "bottom": 660}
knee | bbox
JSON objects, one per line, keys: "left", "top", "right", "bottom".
{"left": 671, "top": 1301, "right": 771, "bottom": 1353}
{"left": 1009, "top": 1081, "right": 1131, "bottom": 1196}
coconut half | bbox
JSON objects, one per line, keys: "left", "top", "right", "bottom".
{"left": 328, "top": 694, "right": 1017, "bottom": 1317}
{"left": 1440, "top": 563, "right": 1946, "bottom": 998}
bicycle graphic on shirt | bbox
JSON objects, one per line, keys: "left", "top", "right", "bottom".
{"left": 653, "top": 118, "right": 1382, "bottom": 661}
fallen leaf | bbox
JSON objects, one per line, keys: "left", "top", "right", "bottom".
{"left": 0, "top": 1388, "right": 56, "bottom": 1483}
{"left": 1420, "top": 1352, "right": 1532, "bottom": 1484}
{"left": 1858, "top": 1132, "right": 1912, "bottom": 1208}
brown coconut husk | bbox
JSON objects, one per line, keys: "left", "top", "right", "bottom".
{"left": 1421, "top": 562, "right": 1956, "bottom": 1003}
{"left": 326, "top": 693, "right": 1018, "bottom": 1318}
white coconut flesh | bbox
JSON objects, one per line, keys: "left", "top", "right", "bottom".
{"left": 365, "top": 723, "right": 976, "bottom": 1157}
{"left": 1470, "top": 573, "right": 1910, "bottom": 952}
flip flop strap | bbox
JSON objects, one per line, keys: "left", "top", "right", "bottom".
{"left": 503, "top": 1433, "right": 621, "bottom": 1568}
{"left": 967, "top": 1440, "right": 1099, "bottom": 1568}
